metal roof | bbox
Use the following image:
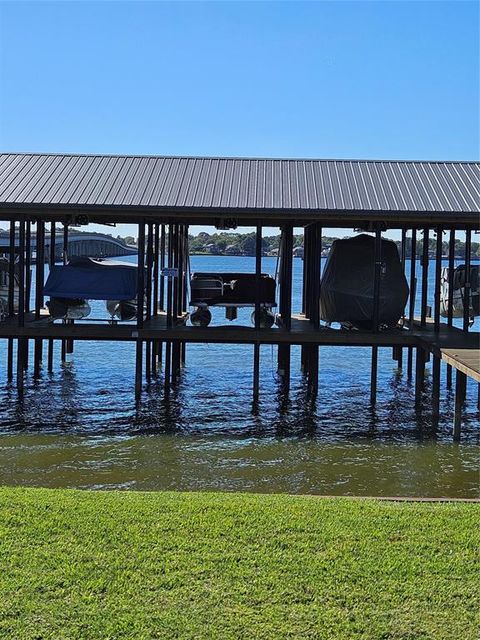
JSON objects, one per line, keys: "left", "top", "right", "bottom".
{"left": 0, "top": 152, "right": 478, "bottom": 217}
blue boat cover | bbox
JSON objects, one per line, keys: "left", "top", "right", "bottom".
{"left": 44, "top": 257, "right": 138, "bottom": 300}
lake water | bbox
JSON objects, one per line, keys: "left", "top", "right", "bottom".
{"left": 0, "top": 255, "right": 478, "bottom": 497}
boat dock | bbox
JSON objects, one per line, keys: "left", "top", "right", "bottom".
{"left": 0, "top": 152, "right": 479, "bottom": 439}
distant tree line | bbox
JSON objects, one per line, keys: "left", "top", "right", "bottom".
{"left": 119, "top": 231, "right": 480, "bottom": 258}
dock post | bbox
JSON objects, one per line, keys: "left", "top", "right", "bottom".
{"left": 433, "top": 226, "right": 442, "bottom": 333}
{"left": 370, "top": 346, "right": 378, "bottom": 405}
{"left": 145, "top": 222, "right": 153, "bottom": 383}
{"left": 253, "top": 342, "right": 260, "bottom": 405}
{"left": 300, "top": 225, "right": 311, "bottom": 372}
{"left": 415, "top": 348, "right": 426, "bottom": 409}
{"left": 16, "top": 217, "right": 25, "bottom": 393}
{"left": 407, "top": 229, "right": 417, "bottom": 378}
{"left": 157, "top": 224, "right": 166, "bottom": 369}
{"left": 47, "top": 221, "right": 56, "bottom": 372}
{"left": 446, "top": 229, "right": 455, "bottom": 389}
{"left": 453, "top": 371, "right": 466, "bottom": 441}
{"left": 135, "top": 340, "right": 143, "bottom": 400}
{"left": 397, "top": 228, "right": 407, "bottom": 369}
{"left": 307, "top": 223, "right": 321, "bottom": 398}
{"left": 34, "top": 219, "right": 45, "bottom": 378}
{"left": 420, "top": 228, "right": 429, "bottom": 327}
{"left": 431, "top": 226, "right": 443, "bottom": 416}
{"left": 432, "top": 356, "right": 441, "bottom": 417}
{"left": 171, "top": 225, "right": 181, "bottom": 384}
{"left": 8, "top": 217, "right": 15, "bottom": 317}
{"left": 135, "top": 221, "right": 146, "bottom": 400}
{"left": 61, "top": 221, "right": 68, "bottom": 362}
{"left": 7, "top": 218, "right": 15, "bottom": 381}
{"left": 370, "top": 224, "right": 382, "bottom": 405}
{"left": 463, "top": 229, "right": 472, "bottom": 332}
{"left": 24, "top": 220, "right": 32, "bottom": 370}
{"left": 151, "top": 223, "right": 160, "bottom": 376}
{"left": 164, "top": 223, "right": 174, "bottom": 394}
{"left": 252, "top": 223, "right": 262, "bottom": 404}
{"left": 277, "top": 225, "right": 293, "bottom": 393}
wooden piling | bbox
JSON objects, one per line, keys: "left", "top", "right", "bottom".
{"left": 453, "top": 371, "right": 466, "bottom": 441}
{"left": 415, "top": 348, "right": 426, "bottom": 409}
{"left": 420, "top": 228, "right": 429, "bottom": 327}
{"left": 463, "top": 229, "right": 472, "bottom": 332}
{"left": 370, "top": 345, "right": 378, "bottom": 405}
{"left": 431, "top": 227, "right": 443, "bottom": 416}
{"left": 8, "top": 218, "right": 15, "bottom": 316}
{"left": 277, "top": 225, "right": 293, "bottom": 392}
{"left": 7, "top": 219, "right": 15, "bottom": 381}
{"left": 16, "top": 218, "right": 25, "bottom": 392}
{"left": 370, "top": 224, "right": 383, "bottom": 405}
{"left": 407, "top": 229, "right": 417, "bottom": 378}
{"left": 164, "top": 224, "right": 174, "bottom": 392}
{"left": 145, "top": 223, "right": 153, "bottom": 383}
{"left": 34, "top": 220, "right": 45, "bottom": 377}
{"left": 24, "top": 220, "right": 32, "bottom": 370}
{"left": 171, "top": 225, "right": 181, "bottom": 384}
{"left": 47, "top": 221, "right": 56, "bottom": 372}
{"left": 61, "top": 222, "right": 69, "bottom": 361}
{"left": 135, "top": 221, "right": 146, "bottom": 400}
{"left": 446, "top": 229, "right": 455, "bottom": 389}
{"left": 151, "top": 223, "right": 160, "bottom": 375}
{"left": 252, "top": 223, "right": 262, "bottom": 402}
{"left": 253, "top": 342, "right": 260, "bottom": 404}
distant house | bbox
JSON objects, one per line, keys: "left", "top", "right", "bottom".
{"left": 293, "top": 246, "right": 304, "bottom": 258}
{"left": 225, "top": 244, "right": 242, "bottom": 256}
{"left": 206, "top": 243, "right": 221, "bottom": 255}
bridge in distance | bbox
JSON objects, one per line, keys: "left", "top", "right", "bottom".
{"left": 0, "top": 230, "right": 137, "bottom": 260}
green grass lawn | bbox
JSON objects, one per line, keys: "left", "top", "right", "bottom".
{"left": 0, "top": 488, "right": 478, "bottom": 640}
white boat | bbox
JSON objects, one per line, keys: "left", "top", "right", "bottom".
{"left": 440, "top": 265, "right": 479, "bottom": 319}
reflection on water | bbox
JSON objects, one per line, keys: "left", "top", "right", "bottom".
{"left": 0, "top": 256, "right": 478, "bottom": 497}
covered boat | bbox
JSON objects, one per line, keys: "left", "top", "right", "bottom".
{"left": 44, "top": 257, "right": 141, "bottom": 321}
{"left": 190, "top": 272, "right": 276, "bottom": 326}
{"left": 440, "top": 265, "right": 480, "bottom": 319}
{"left": 319, "top": 234, "right": 409, "bottom": 330}
{"left": 0, "top": 257, "right": 19, "bottom": 320}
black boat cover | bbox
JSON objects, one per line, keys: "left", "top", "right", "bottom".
{"left": 44, "top": 257, "right": 138, "bottom": 300}
{"left": 319, "top": 234, "right": 409, "bottom": 329}
{"left": 190, "top": 273, "right": 276, "bottom": 306}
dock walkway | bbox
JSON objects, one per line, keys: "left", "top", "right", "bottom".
{"left": 1, "top": 313, "right": 478, "bottom": 382}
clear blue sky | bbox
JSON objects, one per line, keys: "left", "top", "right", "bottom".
{"left": 0, "top": 1, "right": 478, "bottom": 239}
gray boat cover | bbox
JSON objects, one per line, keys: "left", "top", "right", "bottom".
{"left": 319, "top": 234, "right": 409, "bottom": 329}
{"left": 44, "top": 257, "right": 138, "bottom": 300}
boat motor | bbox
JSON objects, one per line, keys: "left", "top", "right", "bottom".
{"left": 106, "top": 299, "right": 138, "bottom": 322}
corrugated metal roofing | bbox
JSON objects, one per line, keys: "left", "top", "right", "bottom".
{"left": 0, "top": 152, "right": 479, "bottom": 216}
